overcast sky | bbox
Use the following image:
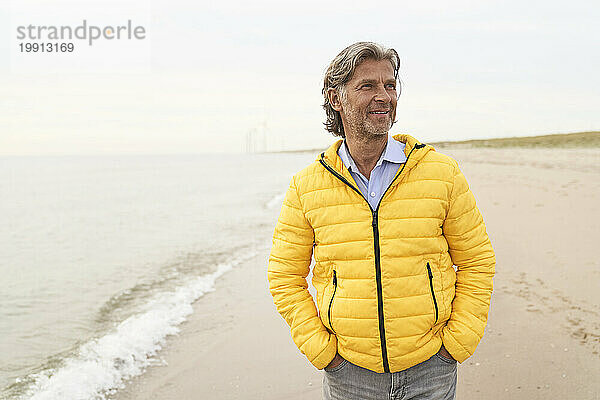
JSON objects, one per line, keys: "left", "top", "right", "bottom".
{"left": 0, "top": 0, "right": 598, "bottom": 155}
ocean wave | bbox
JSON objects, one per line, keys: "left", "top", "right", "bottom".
{"left": 266, "top": 192, "right": 285, "bottom": 209}
{"left": 17, "top": 250, "right": 257, "bottom": 400}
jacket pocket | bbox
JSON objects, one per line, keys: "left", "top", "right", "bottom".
{"left": 327, "top": 269, "right": 338, "bottom": 334}
{"left": 426, "top": 262, "right": 439, "bottom": 324}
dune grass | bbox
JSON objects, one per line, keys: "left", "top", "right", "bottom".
{"left": 433, "top": 131, "right": 600, "bottom": 149}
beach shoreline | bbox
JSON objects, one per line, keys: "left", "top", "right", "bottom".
{"left": 112, "top": 147, "right": 600, "bottom": 400}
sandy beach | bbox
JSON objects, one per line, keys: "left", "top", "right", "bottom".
{"left": 113, "top": 146, "right": 600, "bottom": 400}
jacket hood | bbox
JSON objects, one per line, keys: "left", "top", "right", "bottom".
{"left": 318, "top": 134, "right": 435, "bottom": 186}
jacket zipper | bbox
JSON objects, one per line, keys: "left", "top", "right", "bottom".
{"left": 319, "top": 143, "right": 424, "bottom": 373}
{"left": 327, "top": 270, "right": 338, "bottom": 333}
{"left": 426, "top": 262, "right": 439, "bottom": 324}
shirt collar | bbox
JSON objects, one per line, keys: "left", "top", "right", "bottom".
{"left": 381, "top": 134, "right": 407, "bottom": 164}
{"left": 338, "top": 134, "right": 407, "bottom": 173}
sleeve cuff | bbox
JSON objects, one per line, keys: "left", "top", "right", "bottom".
{"left": 441, "top": 327, "right": 472, "bottom": 363}
{"left": 310, "top": 334, "right": 338, "bottom": 370}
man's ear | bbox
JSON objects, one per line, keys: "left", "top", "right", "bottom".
{"left": 327, "top": 88, "right": 343, "bottom": 112}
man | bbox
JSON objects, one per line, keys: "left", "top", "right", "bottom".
{"left": 268, "top": 42, "right": 495, "bottom": 399}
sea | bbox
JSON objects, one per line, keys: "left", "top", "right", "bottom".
{"left": 0, "top": 152, "right": 317, "bottom": 400}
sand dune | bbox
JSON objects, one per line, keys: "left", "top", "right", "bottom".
{"left": 434, "top": 131, "right": 600, "bottom": 149}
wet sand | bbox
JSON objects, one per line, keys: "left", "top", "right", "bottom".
{"left": 114, "top": 147, "right": 600, "bottom": 400}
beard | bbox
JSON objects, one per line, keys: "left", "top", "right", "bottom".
{"left": 342, "top": 101, "right": 394, "bottom": 139}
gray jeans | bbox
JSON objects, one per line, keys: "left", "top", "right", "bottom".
{"left": 323, "top": 352, "right": 457, "bottom": 400}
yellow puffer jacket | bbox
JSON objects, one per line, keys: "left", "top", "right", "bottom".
{"left": 268, "top": 134, "right": 495, "bottom": 373}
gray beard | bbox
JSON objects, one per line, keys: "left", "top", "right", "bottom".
{"left": 342, "top": 99, "right": 393, "bottom": 140}
{"left": 346, "top": 112, "right": 391, "bottom": 140}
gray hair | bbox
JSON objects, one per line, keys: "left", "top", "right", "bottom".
{"left": 322, "top": 42, "right": 401, "bottom": 137}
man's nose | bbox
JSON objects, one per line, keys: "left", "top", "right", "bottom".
{"left": 373, "top": 83, "right": 391, "bottom": 102}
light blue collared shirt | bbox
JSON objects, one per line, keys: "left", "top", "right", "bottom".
{"left": 337, "top": 135, "right": 407, "bottom": 210}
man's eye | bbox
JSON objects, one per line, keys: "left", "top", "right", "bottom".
{"left": 360, "top": 84, "right": 372, "bottom": 89}
{"left": 386, "top": 84, "right": 396, "bottom": 90}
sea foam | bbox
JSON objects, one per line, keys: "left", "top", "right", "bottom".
{"left": 21, "top": 251, "right": 256, "bottom": 400}
{"left": 266, "top": 192, "right": 285, "bottom": 209}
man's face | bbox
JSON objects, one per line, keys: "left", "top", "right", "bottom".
{"left": 335, "top": 59, "right": 398, "bottom": 139}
